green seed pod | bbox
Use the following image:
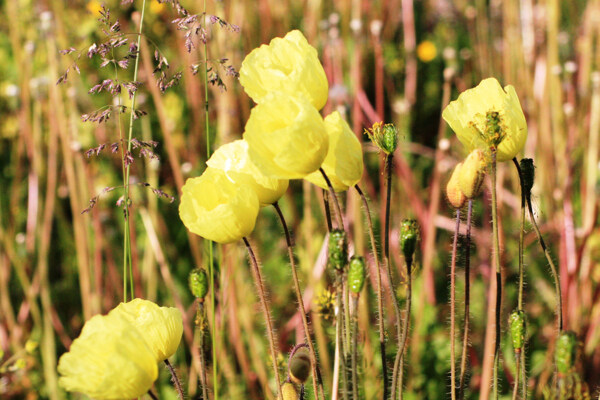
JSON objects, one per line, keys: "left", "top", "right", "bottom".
{"left": 280, "top": 382, "right": 299, "bottom": 400}
{"left": 382, "top": 123, "right": 399, "bottom": 154}
{"left": 520, "top": 158, "right": 535, "bottom": 199}
{"left": 555, "top": 331, "right": 578, "bottom": 374}
{"left": 189, "top": 268, "right": 209, "bottom": 299}
{"left": 509, "top": 310, "right": 526, "bottom": 352}
{"left": 328, "top": 229, "right": 348, "bottom": 271}
{"left": 348, "top": 256, "right": 366, "bottom": 295}
{"left": 288, "top": 344, "right": 311, "bottom": 385}
{"left": 400, "top": 219, "right": 419, "bottom": 264}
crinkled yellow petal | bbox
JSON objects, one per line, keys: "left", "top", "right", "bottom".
{"left": 442, "top": 77, "right": 528, "bottom": 162}
{"left": 113, "top": 299, "right": 183, "bottom": 362}
{"left": 305, "top": 111, "right": 364, "bottom": 191}
{"left": 206, "top": 140, "right": 289, "bottom": 206}
{"left": 179, "top": 167, "right": 260, "bottom": 244}
{"left": 240, "top": 30, "right": 329, "bottom": 110}
{"left": 244, "top": 93, "right": 329, "bottom": 179}
{"left": 57, "top": 312, "right": 158, "bottom": 400}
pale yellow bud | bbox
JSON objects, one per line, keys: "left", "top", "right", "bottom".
{"left": 279, "top": 382, "right": 299, "bottom": 400}
{"left": 459, "top": 149, "right": 487, "bottom": 198}
{"left": 447, "top": 162, "right": 467, "bottom": 209}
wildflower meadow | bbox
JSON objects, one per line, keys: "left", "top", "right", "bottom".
{"left": 1, "top": 0, "right": 600, "bottom": 399}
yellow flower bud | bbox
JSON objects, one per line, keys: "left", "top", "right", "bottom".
{"left": 179, "top": 167, "right": 260, "bottom": 244}
{"left": 113, "top": 299, "right": 183, "bottom": 362}
{"left": 279, "top": 382, "right": 299, "bottom": 400}
{"left": 244, "top": 92, "right": 328, "bottom": 179}
{"left": 58, "top": 312, "right": 158, "bottom": 399}
{"left": 206, "top": 139, "right": 289, "bottom": 206}
{"left": 447, "top": 162, "right": 467, "bottom": 209}
{"left": 304, "top": 111, "right": 364, "bottom": 191}
{"left": 442, "top": 78, "right": 527, "bottom": 162}
{"left": 458, "top": 149, "right": 487, "bottom": 198}
{"left": 240, "top": 30, "right": 329, "bottom": 110}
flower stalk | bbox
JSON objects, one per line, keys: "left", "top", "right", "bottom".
{"left": 459, "top": 200, "right": 473, "bottom": 399}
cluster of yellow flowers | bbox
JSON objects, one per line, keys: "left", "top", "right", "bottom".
{"left": 179, "top": 30, "right": 364, "bottom": 243}
{"left": 443, "top": 77, "right": 528, "bottom": 206}
{"left": 57, "top": 299, "right": 183, "bottom": 399}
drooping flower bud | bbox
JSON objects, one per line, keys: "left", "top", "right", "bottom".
{"left": 459, "top": 149, "right": 487, "bottom": 199}
{"left": 348, "top": 256, "right": 366, "bottom": 295}
{"left": 288, "top": 344, "right": 311, "bottom": 385}
{"left": 519, "top": 158, "right": 535, "bottom": 199}
{"left": 446, "top": 162, "right": 467, "bottom": 209}
{"left": 328, "top": 229, "right": 348, "bottom": 271}
{"left": 400, "top": 219, "right": 419, "bottom": 265}
{"left": 189, "top": 268, "right": 209, "bottom": 300}
{"left": 509, "top": 310, "right": 526, "bottom": 353}
{"left": 555, "top": 331, "right": 578, "bottom": 374}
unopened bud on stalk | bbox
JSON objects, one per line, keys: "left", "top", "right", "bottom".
{"left": 348, "top": 256, "right": 366, "bottom": 295}
{"left": 509, "top": 310, "right": 526, "bottom": 353}
{"left": 447, "top": 162, "right": 467, "bottom": 209}
{"left": 400, "top": 219, "right": 419, "bottom": 265}
{"left": 328, "top": 229, "right": 348, "bottom": 271}
{"left": 189, "top": 268, "right": 209, "bottom": 300}
{"left": 288, "top": 344, "right": 311, "bottom": 385}
{"left": 520, "top": 158, "right": 535, "bottom": 199}
{"left": 459, "top": 149, "right": 487, "bottom": 198}
{"left": 279, "top": 382, "right": 299, "bottom": 400}
{"left": 556, "top": 331, "right": 578, "bottom": 374}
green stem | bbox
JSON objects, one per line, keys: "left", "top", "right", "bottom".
{"left": 335, "top": 270, "right": 349, "bottom": 400}
{"left": 273, "top": 202, "right": 324, "bottom": 400}
{"left": 384, "top": 154, "right": 393, "bottom": 272}
{"left": 196, "top": 301, "right": 210, "bottom": 400}
{"left": 354, "top": 184, "right": 388, "bottom": 399}
{"left": 351, "top": 295, "right": 359, "bottom": 400}
{"left": 521, "top": 350, "right": 527, "bottom": 399}
{"left": 512, "top": 353, "right": 520, "bottom": 400}
{"left": 242, "top": 237, "right": 282, "bottom": 399}
{"left": 323, "top": 189, "right": 333, "bottom": 232}
{"left": 490, "top": 149, "right": 502, "bottom": 400}
{"left": 450, "top": 210, "right": 461, "bottom": 400}
{"left": 459, "top": 200, "right": 473, "bottom": 399}
{"left": 396, "top": 259, "right": 412, "bottom": 400}
{"left": 203, "top": 0, "right": 218, "bottom": 396}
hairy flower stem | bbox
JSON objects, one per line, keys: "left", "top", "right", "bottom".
{"left": 195, "top": 301, "right": 210, "bottom": 400}
{"left": 350, "top": 295, "right": 359, "bottom": 400}
{"left": 396, "top": 258, "right": 413, "bottom": 400}
{"left": 386, "top": 153, "right": 405, "bottom": 400}
{"left": 459, "top": 200, "right": 473, "bottom": 399}
{"left": 512, "top": 159, "right": 562, "bottom": 332}
{"left": 354, "top": 184, "right": 388, "bottom": 399}
{"left": 242, "top": 237, "right": 282, "bottom": 399}
{"left": 319, "top": 168, "right": 344, "bottom": 229}
{"left": 512, "top": 353, "right": 521, "bottom": 400}
{"left": 335, "top": 271, "right": 349, "bottom": 400}
{"left": 165, "top": 359, "right": 185, "bottom": 400}
{"left": 273, "top": 202, "right": 324, "bottom": 400}
{"left": 450, "top": 210, "right": 461, "bottom": 400}
{"left": 323, "top": 189, "right": 333, "bottom": 232}
{"left": 202, "top": 0, "right": 218, "bottom": 396}
{"left": 490, "top": 149, "right": 502, "bottom": 400}
{"left": 121, "top": 0, "right": 147, "bottom": 302}
{"left": 148, "top": 390, "right": 159, "bottom": 400}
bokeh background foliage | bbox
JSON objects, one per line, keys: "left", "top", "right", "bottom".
{"left": 1, "top": 0, "right": 600, "bottom": 398}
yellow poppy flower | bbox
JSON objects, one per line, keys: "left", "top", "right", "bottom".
{"left": 113, "top": 299, "right": 183, "bottom": 362}
{"left": 240, "top": 30, "right": 329, "bottom": 110}
{"left": 442, "top": 78, "right": 527, "bottom": 162}
{"left": 417, "top": 40, "right": 437, "bottom": 63}
{"left": 243, "top": 92, "right": 329, "bottom": 179}
{"left": 305, "top": 111, "right": 364, "bottom": 191}
{"left": 206, "top": 139, "right": 289, "bottom": 206}
{"left": 179, "top": 167, "right": 260, "bottom": 243}
{"left": 57, "top": 312, "right": 158, "bottom": 399}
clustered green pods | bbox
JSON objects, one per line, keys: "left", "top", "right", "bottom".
{"left": 556, "top": 331, "right": 578, "bottom": 374}
{"left": 509, "top": 310, "right": 526, "bottom": 353}
{"left": 348, "top": 256, "right": 366, "bottom": 295}
{"left": 189, "top": 268, "right": 209, "bottom": 300}
{"left": 400, "top": 219, "right": 419, "bottom": 265}
{"left": 328, "top": 229, "right": 348, "bottom": 271}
